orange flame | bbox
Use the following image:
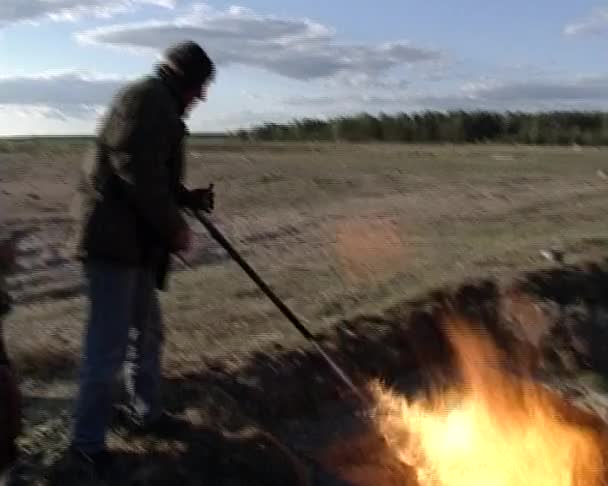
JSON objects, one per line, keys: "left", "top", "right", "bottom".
{"left": 323, "top": 318, "right": 608, "bottom": 485}
{"left": 369, "top": 319, "right": 607, "bottom": 486}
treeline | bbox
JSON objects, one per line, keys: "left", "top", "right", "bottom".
{"left": 232, "top": 111, "right": 608, "bottom": 145}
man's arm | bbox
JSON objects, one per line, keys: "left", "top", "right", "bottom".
{"left": 102, "top": 92, "right": 187, "bottom": 248}
{"left": 125, "top": 144, "right": 186, "bottom": 246}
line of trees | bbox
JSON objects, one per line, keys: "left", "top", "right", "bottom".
{"left": 231, "top": 111, "right": 608, "bottom": 145}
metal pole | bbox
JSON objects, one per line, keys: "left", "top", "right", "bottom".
{"left": 191, "top": 210, "right": 369, "bottom": 405}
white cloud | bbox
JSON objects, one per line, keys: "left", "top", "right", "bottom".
{"left": 320, "top": 72, "right": 410, "bottom": 90}
{"left": 285, "top": 75, "right": 608, "bottom": 113}
{"left": 0, "top": 105, "right": 101, "bottom": 135}
{"left": 6, "top": 69, "right": 608, "bottom": 131}
{"left": 0, "top": 71, "right": 126, "bottom": 118}
{"left": 76, "top": 4, "right": 441, "bottom": 81}
{"left": 443, "top": 76, "right": 608, "bottom": 111}
{"left": 199, "top": 109, "right": 293, "bottom": 131}
{"left": 5, "top": 64, "right": 608, "bottom": 134}
{"left": 564, "top": 7, "right": 608, "bottom": 36}
{"left": 1, "top": 104, "right": 98, "bottom": 121}
{"left": 461, "top": 77, "right": 608, "bottom": 103}
{"left": 285, "top": 93, "right": 410, "bottom": 108}
{"left": 0, "top": 0, "right": 175, "bottom": 26}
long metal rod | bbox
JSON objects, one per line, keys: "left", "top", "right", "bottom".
{"left": 191, "top": 210, "right": 369, "bottom": 405}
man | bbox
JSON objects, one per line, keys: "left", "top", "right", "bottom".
{"left": 69, "top": 40, "right": 216, "bottom": 475}
{"left": 0, "top": 233, "right": 21, "bottom": 478}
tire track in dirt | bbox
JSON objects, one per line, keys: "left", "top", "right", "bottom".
{"left": 4, "top": 214, "right": 323, "bottom": 306}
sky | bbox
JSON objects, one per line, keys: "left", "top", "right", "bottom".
{"left": 0, "top": 1, "right": 608, "bottom": 135}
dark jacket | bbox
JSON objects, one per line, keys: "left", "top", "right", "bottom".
{"left": 0, "top": 232, "right": 19, "bottom": 473}
{"left": 0, "top": 231, "right": 13, "bottom": 319}
{"left": 75, "top": 67, "right": 191, "bottom": 289}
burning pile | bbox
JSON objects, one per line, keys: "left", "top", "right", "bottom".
{"left": 326, "top": 318, "right": 608, "bottom": 486}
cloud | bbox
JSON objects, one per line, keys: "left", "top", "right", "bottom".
{"left": 0, "top": 104, "right": 99, "bottom": 122}
{"left": 199, "top": 108, "right": 294, "bottom": 130}
{"left": 0, "top": 71, "right": 125, "bottom": 119}
{"left": 0, "top": 0, "right": 175, "bottom": 26}
{"left": 427, "top": 76, "right": 608, "bottom": 111}
{"left": 462, "top": 77, "right": 608, "bottom": 103}
{"left": 5, "top": 67, "right": 608, "bottom": 131}
{"left": 564, "top": 7, "right": 608, "bottom": 36}
{"left": 76, "top": 4, "right": 442, "bottom": 81}
{"left": 285, "top": 93, "right": 411, "bottom": 108}
{"left": 285, "top": 75, "right": 608, "bottom": 113}
{"left": 320, "top": 72, "right": 410, "bottom": 90}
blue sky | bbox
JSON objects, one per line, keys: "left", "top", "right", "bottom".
{"left": 0, "top": 0, "right": 607, "bottom": 135}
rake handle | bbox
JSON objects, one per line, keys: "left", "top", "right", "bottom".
{"left": 191, "top": 210, "right": 370, "bottom": 405}
{"left": 192, "top": 210, "right": 315, "bottom": 340}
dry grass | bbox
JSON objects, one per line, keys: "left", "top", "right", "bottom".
{"left": 4, "top": 141, "right": 608, "bottom": 375}
{"left": 3, "top": 141, "right": 608, "bottom": 482}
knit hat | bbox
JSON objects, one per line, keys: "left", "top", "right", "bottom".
{"left": 163, "top": 40, "right": 215, "bottom": 88}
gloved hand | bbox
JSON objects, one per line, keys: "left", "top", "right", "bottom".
{"left": 186, "top": 184, "right": 214, "bottom": 213}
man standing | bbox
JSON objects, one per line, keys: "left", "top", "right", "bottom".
{"left": 0, "top": 233, "right": 21, "bottom": 478}
{"left": 69, "top": 40, "right": 216, "bottom": 475}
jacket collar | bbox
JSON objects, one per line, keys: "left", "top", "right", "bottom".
{"left": 155, "top": 64, "right": 186, "bottom": 117}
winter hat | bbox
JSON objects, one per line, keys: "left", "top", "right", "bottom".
{"left": 163, "top": 40, "right": 215, "bottom": 88}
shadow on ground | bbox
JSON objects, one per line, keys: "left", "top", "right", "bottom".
{"left": 11, "top": 257, "right": 608, "bottom": 484}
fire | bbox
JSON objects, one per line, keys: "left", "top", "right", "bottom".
{"left": 368, "top": 320, "right": 607, "bottom": 486}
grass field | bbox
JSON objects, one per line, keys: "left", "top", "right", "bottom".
{"left": 3, "top": 141, "right": 608, "bottom": 483}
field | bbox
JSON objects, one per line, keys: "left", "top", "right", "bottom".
{"left": 3, "top": 140, "right": 608, "bottom": 484}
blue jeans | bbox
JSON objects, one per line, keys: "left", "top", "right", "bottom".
{"left": 72, "top": 262, "right": 164, "bottom": 452}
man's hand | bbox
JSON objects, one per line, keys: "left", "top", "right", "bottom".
{"left": 186, "top": 184, "right": 214, "bottom": 213}
{"left": 171, "top": 224, "right": 192, "bottom": 253}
